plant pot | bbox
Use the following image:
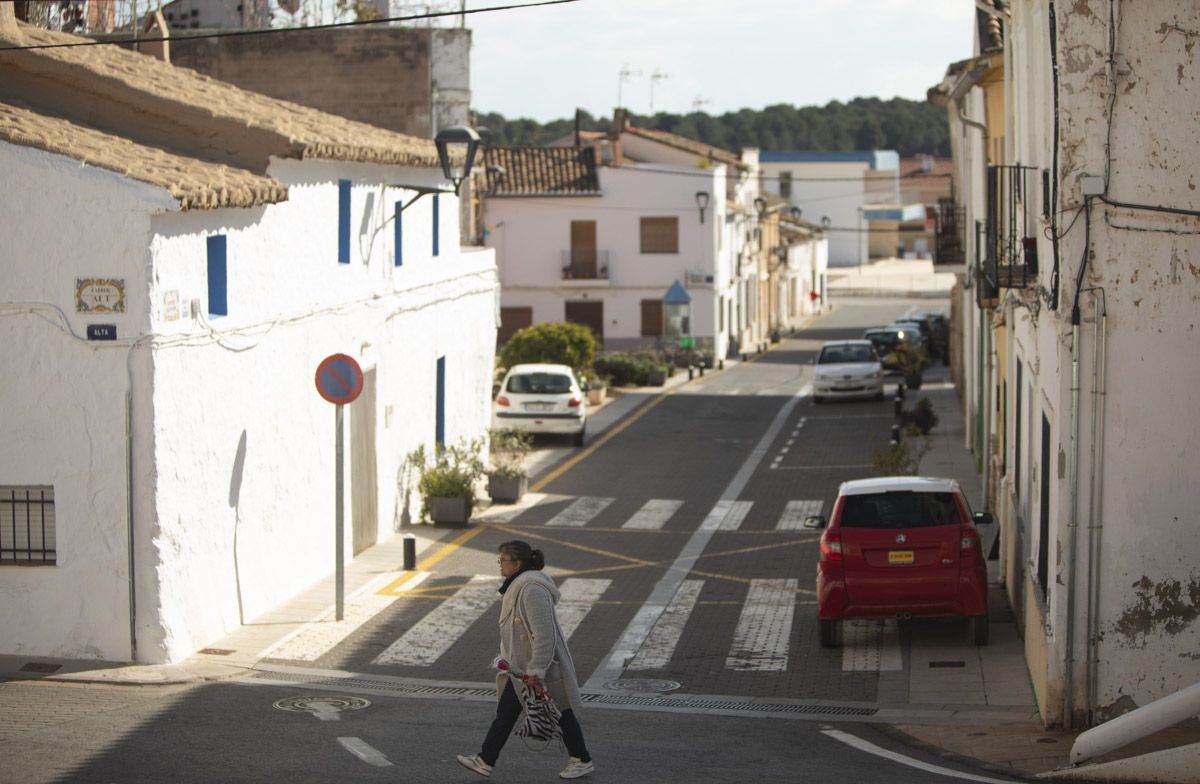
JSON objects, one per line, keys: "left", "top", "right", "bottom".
{"left": 904, "top": 373, "right": 923, "bottom": 391}
{"left": 487, "top": 473, "right": 527, "bottom": 504}
{"left": 428, "top": 496, "right": 472, "bottom": 526}
{"left": 586, "top": 386, "right": 606, "bottom": 406}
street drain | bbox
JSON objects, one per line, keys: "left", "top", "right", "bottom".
{"left": 19, "top": 662, "right": 62, "bottom": 674}
{"left": 928, "top": 661, "right": 965, "bottom": 668}
{"left": 602, "top": 678, "right": 681, "bottom": 693}
{"left": 273, "top": 695, "right": 371, "bottom": 719}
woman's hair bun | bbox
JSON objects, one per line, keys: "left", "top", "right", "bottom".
{"left": 529, "top": 548, "right": 546, "bottom": 570}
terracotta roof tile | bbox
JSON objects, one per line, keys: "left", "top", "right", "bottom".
{"left": 624, "top": 125, "right": 745, "bottom": 170}
{"left": 484, "top": 146, "right": 600, "bottom": 196}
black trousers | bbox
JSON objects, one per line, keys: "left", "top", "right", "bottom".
{"left": 479, "top": 680, "right": 590, "bottom": 766}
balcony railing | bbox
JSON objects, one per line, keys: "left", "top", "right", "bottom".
{"left": 980, "top": 164, "right": 1039, "bottom": 304}
{"left": 561, "top": 249, "right": 609, "bottom": 280}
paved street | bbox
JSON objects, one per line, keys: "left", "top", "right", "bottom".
{"left": 1, "top": 299, "right": 1051, "bottom": 784}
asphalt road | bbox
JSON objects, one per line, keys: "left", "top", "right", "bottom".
{"left": 2, "top": 299, "right": 1026, "bottom": 784}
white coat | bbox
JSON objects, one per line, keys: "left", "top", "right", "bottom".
{"left": 495, "top": 569, "right": 584, "bottom": 711}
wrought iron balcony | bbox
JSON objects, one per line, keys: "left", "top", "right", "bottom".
{"left": 561, "top": 249, "right": 609, "bottom": 280}
{"left": 979, "top": 164, "right": 1039, "bottom": 306}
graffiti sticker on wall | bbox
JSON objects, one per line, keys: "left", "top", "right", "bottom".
{"left": 76, "top": 278, "right": 126, "bottom": 313}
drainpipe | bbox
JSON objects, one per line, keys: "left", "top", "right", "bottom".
{"left": 1065, "top": 316, "right": 1081, "bottom": 729}
{"left": 1084, "top": 288, "right": 1108, "bottom": 724}
{"left": 125, "top": 388, "right": 137, "bottom": 662}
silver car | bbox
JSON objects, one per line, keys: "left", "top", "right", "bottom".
{"left": 811, "top": 340, "right": 884, "bottom": 403}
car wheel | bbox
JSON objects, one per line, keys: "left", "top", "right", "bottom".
{"left": 572, "top": 425, "right": 586, "bottom": 447}
{"left": 819, "top": 619, "right": 840, "bottom": 648}
{"left": 968, "top": 614, "right": 989, "bottom": 646}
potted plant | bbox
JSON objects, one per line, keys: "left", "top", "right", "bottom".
{"left": 583, "top": 373, "right": 608, "bottom": 406}
{"left": 487, "top": 427, "right": 532, "bottom": 503}
{"left": 886, "top": 346, "right": 928, "bottom": 391}
{"left": 902, "top": 398, "right": 939, "bottom": 435}
{"left": 404, "top": 438, "right": 485, "bottom": 526}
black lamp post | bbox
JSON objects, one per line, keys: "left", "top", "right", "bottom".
{"left": 754, "top": 196, "right": 768, "bottom": 219}
{"left": 789, "top": 206, "right": 802, "bottom": 221}
{"left": 695, "top": 191, "right": 710, "bottom": 224}
{"left": 435, "top": 125, "right": 481, "bottom": 195}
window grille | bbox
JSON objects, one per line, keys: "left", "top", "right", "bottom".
{"left": 1, "top": 486, "right": 56, "bottom": 565}
{"left": 981, "top": 164, "right": 1039, "bottom": 302}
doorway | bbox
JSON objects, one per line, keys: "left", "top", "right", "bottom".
{"left": 350, "top": 368, "right": 378, "bottom": 555}
{"left": 565, "top": 300, "right": 604, "bottom": 344}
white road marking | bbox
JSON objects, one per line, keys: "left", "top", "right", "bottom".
{"left": 726, "top": 578, "right": 798, "bottom": 671}
{"left": 372, "top": 575, "right": 500, "bottom": 666}
{"left": 475, "top": 493, "right": 572, "bottom": 522}
{"left": 699, "top": 500, "right": 753, "bottom": 531}
{"left": 261, "top": 569, "right": 410, "bottom": 661}
{"left": 776, "top": 500, "right": 824, "bottom": 531}
{"left": 627, "top": 579, "right": 704, "bottom": 670}
{"left": 584, "top": 384, "right": 808, "bottom": 691}
{"left": 545, "top": 496, "right": 615, "bottom": 527}
{"left": 556, "top": 578, "right": 611, "bottom": 639}
{"left": 337, "top": 737, "right": 393, "bottom": 767}
{"left": 821, "top": 729, "right": 1020, "bottom": 784}
{"left": 622, "top": 499, "right": 684, "bottom": 530}
{"left": 842, "top": 620, "right": 902, "bottom": 672}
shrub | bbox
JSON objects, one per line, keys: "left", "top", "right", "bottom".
{"left": 500, "top": 322, "right": 595, "bottom": 373}
{"left": 594, "top": 353, "right": 658, "bottom": 386}
{"left": 404, "top": 438, "right": 486, "bottom": 519}
{"left": 488, "top": 428, "right": 532, "bottom": 479}
{"left": 900, "top": 398, "right": 939, "bottom": 435}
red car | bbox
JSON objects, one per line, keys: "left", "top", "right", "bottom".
{"left": 804, "top": 476, "right": 993, "bottom": 647}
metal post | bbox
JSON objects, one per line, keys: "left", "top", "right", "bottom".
{"left": 403, "top": 534, "right": 416, "bottom": 572}
{"left": 894, "top": 397, "right": 903, "bottom": 419}
{"left": 335, "top": 404, "right": 345, "bottom": 621}
{"left": 699, "top": 362, "right": 705, "bottom": 377}
{"left": 891, "top": 424, "right": 901, "bottom": 443}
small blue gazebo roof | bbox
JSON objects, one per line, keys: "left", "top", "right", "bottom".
{"left": 664, "top": 280, "right": 691, "bottom": 305}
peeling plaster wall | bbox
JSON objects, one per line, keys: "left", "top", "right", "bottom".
{"left": 0, "top": 141, "right": 175, "bottom": 661}
{"left": 1008, "top": 0, "right": 1200, "bottom": 722}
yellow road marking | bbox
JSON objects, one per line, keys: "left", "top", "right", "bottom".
{"left": 490, "top": 522, "right": 656, "bottom": 567}
{"left": 376, "top": 526, "right": 487, "bottom": 595}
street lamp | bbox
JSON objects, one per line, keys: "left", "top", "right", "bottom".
{"left": 695, "top": 190, "right": 710, "bottom": 224}
{"left": 789, "top": 206, "right": 802, "bottom": 221}
{"left": 754, "top": 196, "right": 768, "bottom": 219}
{"left": 435, "top": 125, "right": 482, "bottom": 195}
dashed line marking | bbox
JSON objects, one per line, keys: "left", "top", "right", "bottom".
{"left": 337, "top": 738, "right": 393, "bottom": 767}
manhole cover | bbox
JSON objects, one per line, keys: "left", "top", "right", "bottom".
{"left": 273, "top": 695, "right": 371, "bottom": 719}
{"left": 602, "top": 678, "right": 681, "bottom": 693}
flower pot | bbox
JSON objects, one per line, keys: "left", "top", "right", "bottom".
{"left": 428, "top": 496, "right": 472, "bottom": 526}
{"left": 487, "top": 473, "right": 527, "bottom": 504}
{"left": 904, "top": 372, "right": 923, "bottom": 391}
{"left": 586, "top": 386, "right": 606, "bottom": 406}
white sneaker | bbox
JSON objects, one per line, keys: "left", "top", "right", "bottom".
{"left": 457, "top": 754, "right": 493, "bottom": 777}
{"left": 559, "top": 757, "right": 595, "bottom": 779}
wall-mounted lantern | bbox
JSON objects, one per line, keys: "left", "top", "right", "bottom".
{"left": 695, "top": 191, "right": 711, "bottom": 224}
{"left": 754, "top": 196, "right": 768, "bottom": 219}
{"left": 435, "top": 125, "right": 482, "bottom": 195}
{"left": 789, "top": 206, "right": 803, "bottom": 221}
{"left": 821, "top": 215, "right": 832, "bottom": 229}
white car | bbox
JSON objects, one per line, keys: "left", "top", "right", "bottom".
{"left": 493, "top": 363, "right": 587, "bottom": 445}
{"left": 811, "top": 340, "right": 885, "bottom": 403}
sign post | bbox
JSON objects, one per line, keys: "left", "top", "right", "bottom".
{"left": 315, "top": 353, "right": 364, "bottom": 621}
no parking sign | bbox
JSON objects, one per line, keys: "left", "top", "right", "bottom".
{"left": 315, "top": 353, "right": 363, "bottom": 405}
{"left": 315, "top": 352, "right": 363, "bottom": 622}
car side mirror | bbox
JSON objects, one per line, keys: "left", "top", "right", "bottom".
{"left": 491, "top": 383, "right": 501, "bottom": 400}
{"left": 974, "top": 511, "right": 994, "bottom": 525}
{"left": 803, "top": 515, "right": 827, "bottom": 530}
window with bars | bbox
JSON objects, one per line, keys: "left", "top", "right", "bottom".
{"left": 1, "top": 486, "right": 56, "bottom": 565}
{"left": 639, "top": 217, "right": 679, "bottom": 254}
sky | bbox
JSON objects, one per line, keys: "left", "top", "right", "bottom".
{"left": 463, "top": 0, "right": 978, "bottom": 123}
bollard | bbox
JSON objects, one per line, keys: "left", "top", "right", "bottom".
{"left": 894, "top": 397, "right": 903, "bottom": 418}
{"left": 897, "top": 383, "right": 906, "bottom": 400}
{"left": 742, "top": 353, "right": 748, "bottom": 362}
{"left": 891, "top": 424, "right": 901, "bottom": 444}
{"left": 403, "top": 534, "right": 416, "bottom": 571}
{"left": 699, "top": 361, "right": 705, "bottom": 377}
{"left": 688, "top": 366, "right": 694, "bottom": 381}
{"left": 719, "top": 359, "right": 724, "bottom": 371}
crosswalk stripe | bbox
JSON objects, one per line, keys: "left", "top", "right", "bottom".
{"left": 556, "top": 578, "right": 611, "bottom": 639}
{"left": 371, "top": 575, "right": 500, "bottom": 666}
{"left": 842, "top": 620, "right": 903, "bottom": 672}
{"left": 777, "top": 500, "right": 824, "bottom": 530}
{"left": 699, "top": 500, "right": 753, "bottom": 531}
{"left": 545, "top": 496, "right": 615, "bottom": 527}
{"left": 622, "top": 499, "right": 684, "bottom": 530}
{"left": 726, "top": 578, "right": 798, "bottom": 671}
{"left": 474, "top": 493, "right": 570, "bottom": 523}
{"left": 627, "top": 579, "right": 704, "bottom": 671}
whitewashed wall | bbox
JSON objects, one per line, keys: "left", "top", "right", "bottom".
{"left": 486, "top": 163, "right": 731, "bottom": 354}
{"left": 1008, "top": 0, "right": 1200, "bottom": 722}
{"left": 761, "top": 160, "right": 868, "bottom": 267}
{"left": 0, "top": 146, "right": 497, "bottom": 664}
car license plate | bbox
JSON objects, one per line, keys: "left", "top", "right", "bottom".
{"left": 525, "top": 402, "right": 553, "bottom": 412}
{"left": 888, "top": 550, "right": 914, "bottom": 565}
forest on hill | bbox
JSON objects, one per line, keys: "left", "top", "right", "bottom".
{"left": 475, "top": 97, "right": 950, "bottom": 157}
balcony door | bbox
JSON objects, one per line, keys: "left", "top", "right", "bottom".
{"left": 570, "top": 220, "right": 597, "bottom": 278}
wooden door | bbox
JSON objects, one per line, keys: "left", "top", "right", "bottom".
{"left": 565, "top": 300, "right": 604, "bottom": 344}
{"left": 570, "top": 220, "right": 597, "bottom": 278}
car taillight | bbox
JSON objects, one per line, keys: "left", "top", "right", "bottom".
{"left": 568, "top": 396, "right": 582, "bottom": 408}
{"left": 820, "top": 532, "right": 842, "bottom": 562}
{"left": 496, "top": 395, "right": 510, "bottom": 407}
{"left": 960, "top": 527, "right": 980, "bottom": 557}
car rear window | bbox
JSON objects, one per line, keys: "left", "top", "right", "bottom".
{"left": 507, "top": 373, "right": 573, "bottom": 394}
{"left": 839, "top": 491, "right": 961, "bottom": 528}
{"left": 818, "top": 345, "right": 876, "bottom": 364}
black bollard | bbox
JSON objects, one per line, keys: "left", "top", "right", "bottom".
{"left": 718, "top": 359, "right": 724, "bottom": 371}
{"left": 699, "top": 361, "right": 705, "bottom": 377}
{"left": 403, "top": 534, "right": 416, "bottom": 571}
{"left": 897, "top": 383, "right": 906, "bottom": 400}
{"left": 891, "top": 424, "right": 902, "bottom": 444}
{"left": 894, "top": 397, "right": 903, "bottom": 418}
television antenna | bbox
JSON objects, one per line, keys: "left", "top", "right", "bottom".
{"left": 617, "top": 64, "right": 642, "bottom": 110}
{"left": 649, "top": 69, "right": 669, "bottom": 114}
{"left": 692, "top": 96, "right": 710, "bottom": 112}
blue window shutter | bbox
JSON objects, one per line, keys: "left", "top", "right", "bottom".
{"left": 436, "top": 356, "right": 446, "bottom": 447}
{"left": 338, "top": 179, "right": 351, "bottom": 264}
{"left": 207, "top": 235, "right": 227, "bottom": 317}
{"left": 394, "top": 200, "right": 403, "bottom": 267}
{"left": 432, "top": 193, "right": 440, "bottom": 257}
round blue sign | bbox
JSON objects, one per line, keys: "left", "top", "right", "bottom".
{"left": 315, "top": 353, "right": 363, "bottom": 405}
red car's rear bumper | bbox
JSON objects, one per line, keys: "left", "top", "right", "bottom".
{"left": 816, "top": 564, "right": 988, "bottom": 620}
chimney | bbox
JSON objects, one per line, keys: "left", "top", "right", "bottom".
{"left": 0, "top": 4, "right": 21, "bottom": 41}
{"left": 610, "top": 108, "right": 628, "bottom": 139}
{"left": 138, "top": 9, "right": 171, "bottom": 64}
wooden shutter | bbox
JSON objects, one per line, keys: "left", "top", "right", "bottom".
{"left": 640, "top": 217, "right": 679, "bottom": 253}
{"left": 640, "top": 299, "right": 664, "bottom": 337}
{"left": 499, "top": 307, "right": 533, "bottom": 344}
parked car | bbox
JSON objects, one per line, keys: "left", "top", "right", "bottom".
{"left": 804, "top": 476, "right": 994, "bottom": 647}
{"left": 863, "top": 327, "right": 920, "bottom": 375}
{"left": 892, "top": 314, "right": 934, "bottom": 353}
{"left": 811, "top": 340, "right": 884, "bottom": 403}
{"left": 493, "top": 363, "right": 587, "bottom": 446}
{"left": 914, "top": 310, "right": 950, "bottom": 363}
